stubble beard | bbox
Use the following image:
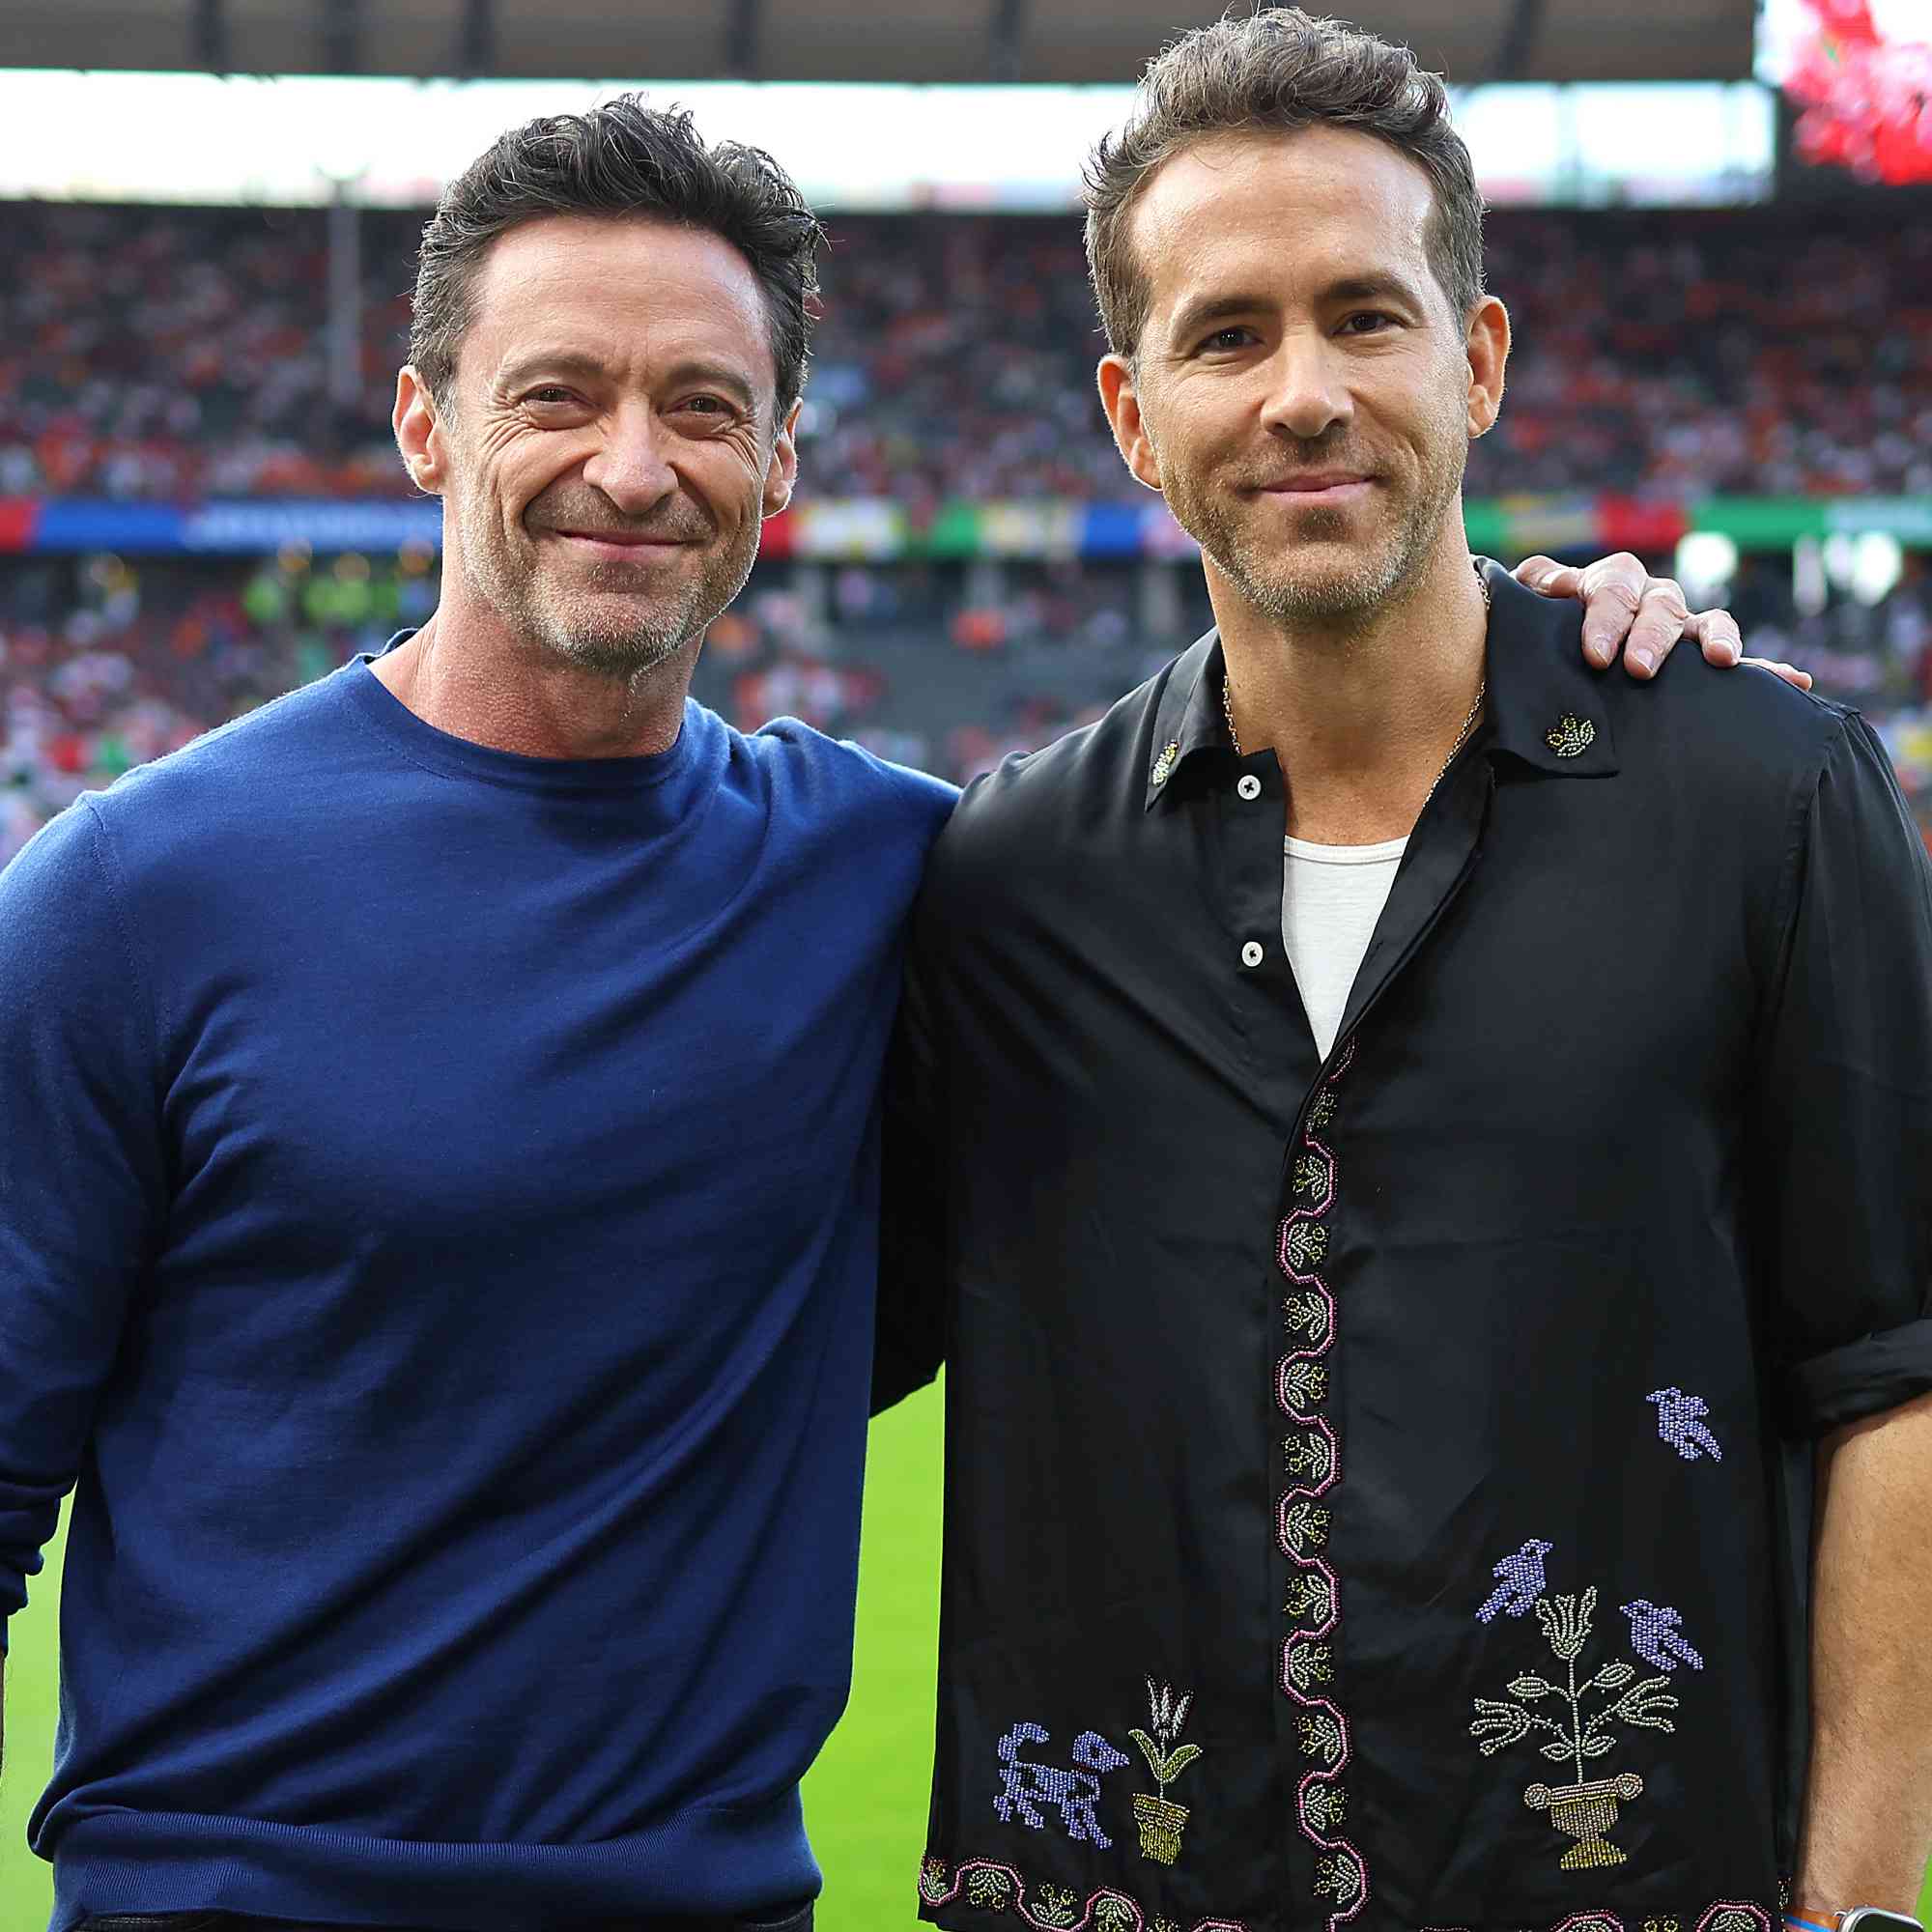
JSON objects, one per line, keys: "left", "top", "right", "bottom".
{"left": 1167, "top": 415, "right": 1470, "bottom": 631}
{"left": 458, "top": 487, "right": 762, "bottom": 683}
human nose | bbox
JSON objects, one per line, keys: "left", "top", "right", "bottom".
{"left": 1259, "top": 332, "right": 1352, "bottom": 442}
{"left": 580, "top": 403, "right": 678, "bottom": 516}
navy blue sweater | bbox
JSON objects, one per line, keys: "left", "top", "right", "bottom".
{"left": 0, "top": 658, "right": 955, "bottom": 1929}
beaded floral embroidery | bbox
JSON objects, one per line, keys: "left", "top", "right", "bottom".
{"left": 1417, "top": 1900, "right": 1772, "bottom": 1932}
{"left": 916, "top": 1853, "right": 1251, "bottom": 1931}
{"left": 1279, "top": 1039, "right": 1368, "bottom": 1931}
{"left": 1470, "top": 1561, "right": 1688, "bottom": 1870}
{"left": 1127, "top": 1680, "right": 1204, "bottom": 1866}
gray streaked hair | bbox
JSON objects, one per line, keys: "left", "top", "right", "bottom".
{"left": 410, "top": 94, "right": 824, "bottom": 414}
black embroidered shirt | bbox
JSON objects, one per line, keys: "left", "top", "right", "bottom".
{"left": 877, "top": 565, "right": 1932, "bottom": 1932}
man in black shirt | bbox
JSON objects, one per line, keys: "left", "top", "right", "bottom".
{"left": 881, "top": 13, "right": 1932, "bottom": 1932}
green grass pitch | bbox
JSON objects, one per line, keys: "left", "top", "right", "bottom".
{"left": 5, "top": 1378, "right": 1928, "bottom": 1929}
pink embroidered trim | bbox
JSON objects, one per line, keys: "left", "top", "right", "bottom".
{"left": 1278, "top": 1038, "right": 1368, "bottom": 1932}
{"left": 1419, "top": 1905, "right": 1775, "bottom": 1932}
{"left": 916, "top": 1853, "right": 1250, "bottom": 1931}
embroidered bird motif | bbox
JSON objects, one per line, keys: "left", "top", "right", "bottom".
{"left": 1475, "top": 1537, "right": 1553, "bottom": 1623}
{"left": 1620, "top": 1598, "right": 1704, "bottom": 1672}
{"left": 1647, "top": 1386, "right": 1723, "bottom": 1461}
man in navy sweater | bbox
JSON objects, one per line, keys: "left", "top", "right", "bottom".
{"left": 0, "top": 96, "right": 1774, "bottom": 1932}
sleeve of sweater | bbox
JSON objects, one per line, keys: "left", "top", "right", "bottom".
{"left": 0, "top": 799, "right": 167, "bottom": 1649}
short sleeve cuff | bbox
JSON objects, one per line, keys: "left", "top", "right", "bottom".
{"left": 1782, "top": 1314, "right": 1932, "bottom": 1435}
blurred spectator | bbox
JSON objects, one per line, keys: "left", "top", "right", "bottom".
{"left": 3, "top": 201, "right": 1929, "bottom": 504}
{"left": 10, "top": 550, "right": 1932, "bottom": 865}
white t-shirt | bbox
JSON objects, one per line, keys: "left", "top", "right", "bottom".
{"left": 1282, "top": 834, "right": 1407, "bottom": 1060}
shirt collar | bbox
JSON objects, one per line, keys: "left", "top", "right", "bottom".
{"left": 1141, "top": 557, "right": 1619, "bottom": 812}
{"left": 1475, "top": 557, "right": 1621, "bottom": 781}
{"left": 1143, "top": 628, "right": 1229, "bottom": 810}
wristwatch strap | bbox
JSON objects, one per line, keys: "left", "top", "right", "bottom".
{"left": 1785, "top": 1911, "right": 1926, "bottom": 1932}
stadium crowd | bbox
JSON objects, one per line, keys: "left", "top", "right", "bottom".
{"left": 6, "top": 549, "right": 1932, "bottom": 865}
{"left": 4, "top": 200, "right": 1930, "bottom": 504}
{"left": 6, "top": 194, "right": 1932, "bottom": 862}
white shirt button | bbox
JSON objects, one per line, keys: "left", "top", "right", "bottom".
{"left": 1236, "top": 774, "right": 1262, "bottom": 800}
{"left": 1240, "top": 940, "right": 1264, "bottom": 968}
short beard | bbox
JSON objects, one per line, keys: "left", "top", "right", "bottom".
{"left": 1166, "top": 416, "right": 1469, "bottom": 633}
{"left": 460, "top": 494, "right": 761, "bottom": 682}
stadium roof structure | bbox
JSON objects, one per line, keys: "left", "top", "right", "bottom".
{"left": 2, "top": 0, "right": 1758, "bottom": 87}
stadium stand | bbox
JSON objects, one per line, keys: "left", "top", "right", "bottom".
{"left": 7, "top": 200, "right": 1932, "bottom": 861}
{"left": 6, "top": 202, "right": 1931, "bottom": 503}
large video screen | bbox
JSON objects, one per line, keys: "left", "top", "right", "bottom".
{"left": 1757, "top": 0, "right": 1932, "bottom": 184}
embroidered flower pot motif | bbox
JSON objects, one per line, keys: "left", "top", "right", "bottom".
{"left": 920, "top": 1856, "right": 951, "bottom": 1905}
{"left": 1128, "top": 1679, "right": 1204, "bottom": 1866}
{"left": 993, "top": 1722, "right": 1131, "bottom": 1846}
{"left": 1524, "top": 1771, "right": 1646, "bottom": 1868}
{"left": 1092, "top": 1899, "right": 1136, "bottom": 1932}
{"left": 1546, "top": 714, "right": 1596, "bottom": 757}
{"left": 1470, "top": 1583, "right": 1682, "bottom": 1871}
{"left": 1130, "top": 1792, "right": 1191, "bottom": 1867}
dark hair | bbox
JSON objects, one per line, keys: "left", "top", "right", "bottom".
{"left": 1083, "top": 9, "right": 1486, "bottom": 358}
{"left": 410, "top": 94, "right": 824, "bottom": 414}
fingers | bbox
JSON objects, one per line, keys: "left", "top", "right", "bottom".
{"left": 1740, "top": 655, "right": 1814, "bottom": 692}
{"left": 1573, "top": 554, "right": 1645, "bottom": 668}
{"left": 1513, "top": 554, "right": 1579, "bottom": 598}
{"left": 1615, "top": 576, "right": 1693, "bottom": 678}
{"left": 1687, "top": 608, "right": 1743, "bottom": 668}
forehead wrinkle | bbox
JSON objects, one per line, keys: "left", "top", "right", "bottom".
{"left": 467, "top": 217, "right": 776, "bottom": 402}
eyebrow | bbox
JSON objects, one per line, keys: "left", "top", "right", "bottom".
{"left": 495, "top": 350, "right": 761, "bottom": 412}
{"left": 1167, "top": 271, "right": 1432, "bottom": 345}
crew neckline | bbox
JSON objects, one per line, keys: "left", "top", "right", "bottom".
{"left": 343, "top": 636, "right": 707, "bottom": 797}
{"left": 1283, "top": 833, "right": 1409, "bottom": 864}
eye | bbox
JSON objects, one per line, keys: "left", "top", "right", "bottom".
{"left": 1341, "top": 312, "right": 1397, "bottom": 335}
{"left": 678, "top": 394, "right": 732, "bottom": 417}
{"left": 524, "top": 386, "right": 581, "bottom": 407}
{"left": 1197, "top": 326, "right": 1257, "bottom": 355}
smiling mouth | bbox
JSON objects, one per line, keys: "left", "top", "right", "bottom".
{"left": 1258, "top": 474, "right": 1375, "bottom": 496}
{"left": 551, "top": 529, "right": 691, "bottom": 548}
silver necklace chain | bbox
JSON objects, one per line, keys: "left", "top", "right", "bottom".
{"left": 1221, "top": 560, "right": 1492, "bottom": 804}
